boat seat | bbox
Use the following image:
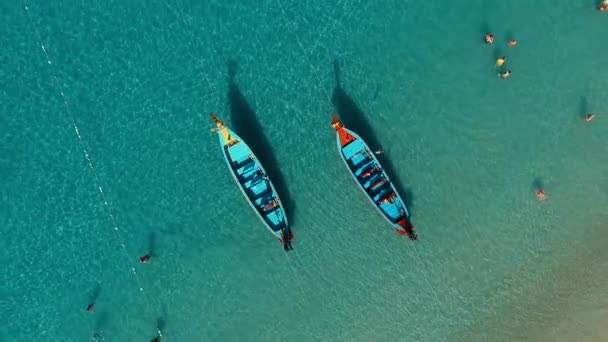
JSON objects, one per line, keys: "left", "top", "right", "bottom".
{"left": 245, "top": 182, "right": 266, "bottom": 198}
{"left": 234, "top": 157, "right": 254, "bottom": 171}
{"left": 366, "top": 173, "right": 382, "bottom": 184}
{"left": 363, "top": 168, "right": 382, "bottom": 180}
{"left": 367, "top": 176, "right": 386, "bottom": 190}
{"left": 244, "top": 174, "right": 264, "bottom": 189}
{"left": 351, "top": 157, "right": 371, "bottom": 170}
{"left": 368, "top": 182, "right": 390, "bottom": 197}
{"left": 270, "top": 221, "right": 287, "bottom": 232}
{"left": 263, "top": 203, "right": 280, "bottom": 215}
{"left": 376, "top": 190, "right": 396, "bottom": 204}
{"left": 358, "top": 170, "right": 381, "bottom": 188}
{"left": 239, "top": 169, "right": 261, "bottom": 183}
{"left": 256, "top": 193, "right": 274, "bottom": 211}
{"left": 358, "top": 163, "right": 376, "bottom": 177}
{"left": 252, "top": 187, "right": 272, "bottom": 201}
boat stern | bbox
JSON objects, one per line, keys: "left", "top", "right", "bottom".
{"left": 396, "top": 218, "right": 417, "bottom": 240}
{"left": 276, "top": 226, "right": 294, "bottom": 251}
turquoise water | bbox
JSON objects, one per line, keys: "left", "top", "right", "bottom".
{"left": 2, "top": 0, "right": 608, "bottom": 341}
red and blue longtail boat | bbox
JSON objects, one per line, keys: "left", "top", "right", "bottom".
{"left": 330, "top": 115, "right": 417, "bottom": 240}
{"left": 210, "top": 114, "right": 293, "bottom": 250}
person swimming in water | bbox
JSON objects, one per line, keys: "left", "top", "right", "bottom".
{"left": 599, "top": 0, "right": 608, "bottom": 11}
{"left": 584, "top": 113, "right": 596, "bottom": 122}
{"left": 507, "top": 39, "right": 517, "bottom": 47}
{"left": 139, "top": 254, "right": 151, "bottom": 263}
{"left": 536, "top": 189, "right": 546, "bottom": 201}
{"left": 484, "top": 33, "right": 494, "bottom": 44}
{"left": 86, "top": 303, "right": 94, "bottom": 313}
{"left": 496, "top": 56, "right": 506, "bottom": 67}
{"left": 374, "top": 149, "right": 384, "bottom": 155}
{"left": 498, "top": 70, "right": 511, "bottom": 79}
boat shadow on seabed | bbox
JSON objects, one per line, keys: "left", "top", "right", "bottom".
{"left": 226, "top": 59, "right": 296, "bottom": 226}
{"left": 331, "top": 59, "right": 415, "bottom": 211}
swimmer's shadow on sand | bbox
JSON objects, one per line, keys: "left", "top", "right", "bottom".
{"left": 331, "top": 59, "right": 415, "bottom": 211}
{"left": 226, "top": 59, "right": 296, "bottom": 225}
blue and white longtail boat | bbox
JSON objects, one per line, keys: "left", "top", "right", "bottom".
{"left": 330, "top": 115, "right": 417, "bottom": 240}
{"left": 210, "top": 114, "right": 293, "bottom": 250}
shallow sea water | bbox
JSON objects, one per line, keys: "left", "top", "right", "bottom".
{"left": 2, "top": 0, "right": 608, "bottom": 341}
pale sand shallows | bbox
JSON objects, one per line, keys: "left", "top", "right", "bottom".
{"left": 456, "top": 219, "right": 608, "bottom": 342}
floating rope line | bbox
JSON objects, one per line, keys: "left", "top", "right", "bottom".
{"left": 22, "top": 1, "right": 161, "bottom": 337}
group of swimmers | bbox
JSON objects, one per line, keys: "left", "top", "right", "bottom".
{"left": 484, "top": 19, "right": 600, "bottom": 202}
{"left": 87, "top": 252, "right": 159, "bottom": 341}
{"left": 484, "top": 33, "right": 514, "bottom": 79}
{"left": 484, "top": 2, "right": 606, "bottom": 77}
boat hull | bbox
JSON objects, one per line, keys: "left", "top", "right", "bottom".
{"left": 332, "top": 119, "right": 415, "bottom": 238}
{"left": 212, "top": 116, "right": 292, "bottom": 248}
